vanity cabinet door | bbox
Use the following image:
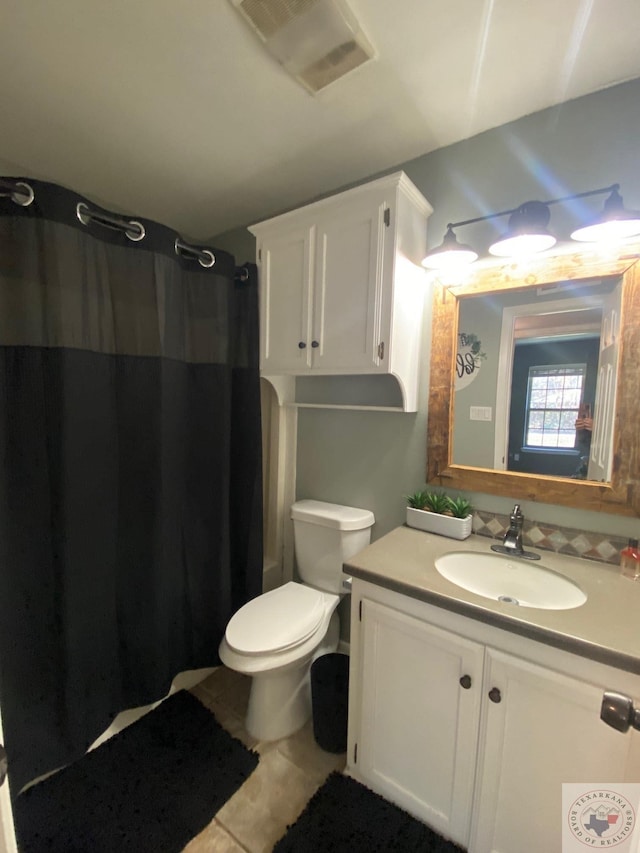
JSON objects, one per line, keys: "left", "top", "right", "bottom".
{"left": 470, "top": 648, "right": 639, "bottom": 853}
{"left": 355, "top": 599, "right": 484, "bottom": 847}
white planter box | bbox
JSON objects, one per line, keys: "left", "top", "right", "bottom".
{"left": 406, "top": 507, "right": 472, "bottom": 540}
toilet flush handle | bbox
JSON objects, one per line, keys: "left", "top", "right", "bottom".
{"left": 342, "top": 577, "right": 352, "bottom": 591}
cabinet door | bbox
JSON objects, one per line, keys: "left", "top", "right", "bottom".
{"left": 356, "top": 599, "right": 484, "bottom": 847}
{"left": 311, "top": 196, "right": 388, "bottom": 372}
{"left": 470, "top": 649, "right": 639, "bottom": 853}
{"left": 259, "top": 223, "right": 314, "bottom": 373}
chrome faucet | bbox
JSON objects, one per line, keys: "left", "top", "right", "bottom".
{"left": 491, "top": 504, "right": 541, "bottom": 560}
{"left": 503, "top": 504, "right": 524, "bottom": 552}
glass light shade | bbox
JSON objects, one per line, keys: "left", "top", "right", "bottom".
{"left": 422, "top": 227, "right": 478, "bottom": 269}
{"left": 572, "top": 218, "right": 640, "bottom": 241}
{"left": 489, "top": 201, "right": 556, "bottom": 258}
{"left": 489, "top": 232, "right": 557, "bottom": 257}
{"left": 571, "top": 188, "right": 640, "bottom": 242}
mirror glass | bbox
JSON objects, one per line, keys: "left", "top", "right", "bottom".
{"left": 425, "top": 243, "right": 640, "bottom": 517}
{"left": 452, "top": 276, "right": 620, "bottom": 483}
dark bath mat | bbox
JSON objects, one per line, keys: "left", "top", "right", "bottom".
{"left": 14, "top": 689, "right": 258, "bottom": 853}
{"left": 273, "top": 771, "right": 466, "bottom": 852}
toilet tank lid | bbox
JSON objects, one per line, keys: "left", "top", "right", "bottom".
{"left": 291, "top": 499, "right": 375, "bottom": 530}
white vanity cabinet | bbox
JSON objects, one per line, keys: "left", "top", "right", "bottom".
{"left": 348, "top": 579, "right": 640, "bottom": 852}
{"left": 250, "top": 172, "right": 432, "bottom": 411}
{"left": 471, "top": 648, "right": 638, "bottom": 852}
{"left": 355, "top": 597, "right": 484, "bottom": 844}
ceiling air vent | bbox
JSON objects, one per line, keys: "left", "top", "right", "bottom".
{"left": 230, "top": 0, "right": 376, "bottom": 93}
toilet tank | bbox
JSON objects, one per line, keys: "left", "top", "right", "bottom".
{"left": 291, "top": 500, "right": 375, "bottom": 593}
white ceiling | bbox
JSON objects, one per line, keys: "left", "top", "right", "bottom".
{"left": 2, "top": 0, "right": 640, "bottom": 240}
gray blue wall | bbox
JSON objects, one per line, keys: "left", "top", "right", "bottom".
{"left": 215, "top": 77, "right": 640, "bottom": 543}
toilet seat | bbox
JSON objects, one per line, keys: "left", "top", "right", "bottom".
{"left": 225, "top": 582, "right": 326, "bottom": 656}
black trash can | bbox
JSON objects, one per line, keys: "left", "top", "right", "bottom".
{"left": 310, "top": 652, "right": 349, "bottom": 753}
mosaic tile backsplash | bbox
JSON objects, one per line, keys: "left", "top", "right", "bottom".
{"left": 472, "top": 509, "right": 629, "bottom": 566}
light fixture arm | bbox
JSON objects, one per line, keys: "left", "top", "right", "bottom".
{"left": 446, "top": 184, "right": 619, "bottom": 232}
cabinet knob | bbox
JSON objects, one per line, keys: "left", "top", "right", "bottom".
{"left": 488, "top": 687, "right": 502, "bottom": 704}
{"left": 311, "top": 340, "right": 319, "bottom": 348}
{"left": 298, "top": 341, "right": 306, "bottom": 349}
{"left": 459, "top": 674, "right": 472, "bottom": 689}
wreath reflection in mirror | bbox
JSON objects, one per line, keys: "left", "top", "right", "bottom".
{"left": 456, "top": 332, "right": 487, "bottom": 391}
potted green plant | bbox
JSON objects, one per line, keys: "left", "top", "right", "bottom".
{"left": 405, "top": 490, "right": 473, "bottom": 540}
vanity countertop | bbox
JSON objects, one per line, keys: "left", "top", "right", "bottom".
{"left": 344, "top": 526, "right": 640, "bottom": 675}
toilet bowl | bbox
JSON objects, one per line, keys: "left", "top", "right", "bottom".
{"left": 219, "top": 582, "right": 341, "bottom": 740}
{"left": 219, "top": 500, "right": 374, "bottom": 741}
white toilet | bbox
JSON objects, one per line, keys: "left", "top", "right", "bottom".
{"left": 219, "top": 499, "right": 374, "bottom": 741}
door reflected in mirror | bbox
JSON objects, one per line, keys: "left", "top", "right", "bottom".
{"left": 452, "top": 276, "right": 620, "bottom": 483}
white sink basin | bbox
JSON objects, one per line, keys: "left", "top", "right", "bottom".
{"left": 435, "top": 551, "right": 587, "bottom": 610}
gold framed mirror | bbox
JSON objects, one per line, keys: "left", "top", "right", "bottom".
{"left": 426, "top": 241, "right": 640, "bottom": 516}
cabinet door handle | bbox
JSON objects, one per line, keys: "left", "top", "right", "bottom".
{"left": 488, "top": 687, "right": 502, "bottom": 703}
{"left": 459, "top": 674, "right": 472, "bottom": 689}
{"left": 298, "top": 341, "right": 306, "bottom": 349}
{"left": 311, "top": 340, "right": 319, "bottom": 348}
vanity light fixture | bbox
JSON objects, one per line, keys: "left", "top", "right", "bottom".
{"left": 571, "top": 185, "right": 640, "bottom": 242}
{"left": 488, "top": 200, "right": 556, "bottom": 257}
{"left": 422, "top": 183, "right": 640, "bottom": 270}
{"left": 419, "top": 224, "right": 478, "bottom": 269}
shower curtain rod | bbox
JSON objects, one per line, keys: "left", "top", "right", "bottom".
{"left": 0, "top": 176, "right": 251, "bottom": 275}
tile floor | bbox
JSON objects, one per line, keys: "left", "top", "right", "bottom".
{"left": 183, "top": 666, "right": 346, "bottom": 853}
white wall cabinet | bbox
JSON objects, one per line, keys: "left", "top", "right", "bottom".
{"left": 348, "top": 579, "right": 640, "bottom": 852}
{"left": 250, "top": 172, "right": 432, "bottom": 411}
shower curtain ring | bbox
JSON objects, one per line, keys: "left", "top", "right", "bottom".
{"left": 174, "top": 238, "right": 216, "bottom": 268}
{"left": 76, "top": 202, "right": 145, "bottom": 242}
{"left": 125, "top": 221, "right": 145, "bottom": 242}
{"left": 11, "top": 181, "right": 35, "bottom": 207}
{"left": 199, "top": 250, "right": 216, "bottom": 268}
{"left": 76, "top": 202, "right": 91, "bottom": 226}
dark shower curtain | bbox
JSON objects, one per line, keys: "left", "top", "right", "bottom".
{"left": 0, "top": 178, "right": 263, "bottom": 793}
